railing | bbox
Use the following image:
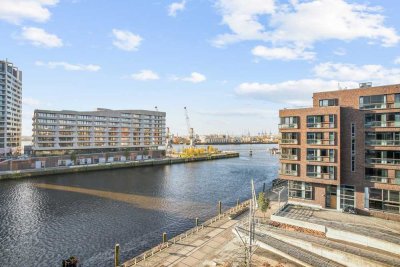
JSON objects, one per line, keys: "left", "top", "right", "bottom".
{"left": 365, "top": 175, "right": 390, "bottom": 184}
{"left": 306, "top": 172, "right": 335, "bottom": 180}
{"left": 307, "top": 122, "right": 336, "bottom": 129}
{"left": 307, "top": 155, "right": 335, "bottom": 163}
{"left": 122, "top": 200, "right": 251, "bottom": 267}
{"left": 307, "top": 139, "right": 335, "bottom": 145}
{"left": 280, "top": 154, "right": 298, "bottom": 160}
{"left": 365, "top": 121, "right": 400, "bottom": 128}
{"left": 279, "top": 169, "right": 298, "bottom": 176}
{"left": 278, "top": 123, "right": 298, "bottom": 129}
{"left": 359, "top": 103, "right": 388, "bottom": 110}
{"left": 280, "top": 139, "right": 298, "bottom": 145}
{"left": 366, "top": 158, "right": 400, "bottom": 165}
{"left": 365, "top": 140, "right": 400, "bottom": 146}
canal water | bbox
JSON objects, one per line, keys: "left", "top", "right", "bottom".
{"left": 0, "top": 144, "right": 279, "bottom": 266}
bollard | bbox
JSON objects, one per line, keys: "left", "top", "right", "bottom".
{"left": 218, "top": 201, "right": 222, "bottom": 215}
{"left": 195, "top": 217, "right": 199, "bottom": 227}
{"left": 162, "top": 232, "right": 167, "bottom": 243}
{"left": 114, "top": 244, "right": 120, "bottom": 267}
{"left": 263, "top": 182, "right": 266, "bottom": 192}
{"left": 236, "top": 198, "right": 239, "bottom": 207}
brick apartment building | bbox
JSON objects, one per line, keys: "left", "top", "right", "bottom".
{"left": 279, "top": 83, "right": 400, "bottom": 219}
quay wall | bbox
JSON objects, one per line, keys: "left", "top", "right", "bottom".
{"left": 0, "top": 153, "right": 239, "bottom": 181}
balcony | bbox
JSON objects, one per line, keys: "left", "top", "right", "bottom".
{"left": 360, "top": 103, "right": 388, "bottom": 110}
{"left": 280, "top": 154, "right": 299, "bottom": 160}
{"left": 366, "top": 139, "right": 400, "bottom": 146}
{"left": 307, "top": 155, "right": 335, "bottom": 163}
{"left": 278, "top": 123, "right": 298, "bottom": 129}
{"left": 367, "top": 158, "right": 400, "bottom": 165}
{"left": 306, "top": 172, "right": 335, "bottom": 180}
{"left": 365, "top": 121, "right": 400, "bottom": 128}
{"left": 307, "top": 139, "right": 335, "bottom": 146}
{"left": 280, "top": 139, "right": 298, "bottom": 145}
{"left": 307, "top": 122, "right": 336, "bottom": 129}
{"left": 365, "top": 175, "right": 400, "bottom": 185}
{"left": 280, "top": 169, "right": 299, "bottom": 176}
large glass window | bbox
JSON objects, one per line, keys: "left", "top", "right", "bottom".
{"left": 395, "top": 94, "right": 400, "bottom": 108}
{"left": 288, "top": 181, "right": 313, "bottom": 199}
{"left": 319, "top": 99, "right": 338, "bottom": 107}
{"left": 360, "top": 95, "right": 386, "bottom": 109}
{"left": 279, "top": 116, "right": 299, "bottom": 128}
{"left": 340, "top": 185, "right": 355, "bottom": 209}
{"left": 369, "top": 188, "right": 400, "bottom": 214}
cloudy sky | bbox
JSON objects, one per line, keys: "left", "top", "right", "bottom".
{"left": 1, "top": 0, "right": 400, "bottom": 136}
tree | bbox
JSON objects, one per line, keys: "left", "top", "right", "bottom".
{"left": 70, "top": 152, "right": 77, "bottom": 165}
{"left": 257, "top": 192, "right": 270, "bottom": 218}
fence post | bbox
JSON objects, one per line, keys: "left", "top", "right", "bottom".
{"left": 195, "top": 217, "right": 199, "bottom": 227}
{"left": 114, "top": 244, "right": 120, "bottom": 267}
{"left": 162, "top": 232, "right": 167, "bottom": 243}
{"left": 218, "top": 201, "right": 222, "bottom": 215}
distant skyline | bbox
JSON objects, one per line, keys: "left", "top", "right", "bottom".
{"left": 1, "top": 0, "right": 400, "bottom": 136}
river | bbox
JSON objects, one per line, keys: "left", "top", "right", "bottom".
{"left": 0, "top": 144, "right": 279, "bottom": 266}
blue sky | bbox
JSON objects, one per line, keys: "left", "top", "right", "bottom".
{"left": 1, "top": 0, "right": 400, "bottom": 136}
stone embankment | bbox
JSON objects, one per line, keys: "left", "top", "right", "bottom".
{"left": 0, "top": 152, "right": 239, "bottom": 180}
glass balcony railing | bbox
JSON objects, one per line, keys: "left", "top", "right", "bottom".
{"left": 365, "top": 121, "right": 400, "bottom": 128}
{"left": 366, "top": 158, "right": 400, "bottom": 165}
{"left": 278, "top": 123, "right": 298, "bottom": 129}
{"left": 366, "top": 175, "right": 400, "bottom": 185}
{"left": 307, "top": 122, "right": 336, "bottom": 128}
{"left": 360, "top": 103, "right": 388, "bottom": 110}
{"left": 366, "top": 140, "right": 400, "bottom": 146}
{"left": 280, "top": 154, "right": 299, "bottom": 160}
{"left": 280, "top": 139, "right": 298, "bottom": 144}
{"left": 279, "top": 169, "right": 298, "bottom": 176}
{"left": 306, "top": 172, "right": 335, "bottom": 180}
{"left": 306, "top": 155, "right": 335, "bottom": 163}
{"left": 307, "top": 139, "right": 335, "bottom": 145}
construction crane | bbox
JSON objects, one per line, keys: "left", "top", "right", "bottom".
{"left": 184, "top": 107, "right": 195, "bottom": 147}
{"left": 165, "top": 127, "right": 173, "bottom": 154}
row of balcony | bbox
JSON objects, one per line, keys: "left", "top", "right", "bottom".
{"left": 279, "top": 164, "right": 336, "bottom": 180}
{"left": 279, "top": 115, "right": 337, "bottom": 129}
{"left": 280, "top": 139, "right": 336, "bottom": 146}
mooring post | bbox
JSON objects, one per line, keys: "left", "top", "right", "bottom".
{"left": 236, "top": 198, "right": 239, "bottom": 207}
{"left": 195, "top": 217, "right": 199, "bottom": 227}
{"left": 263, "top": 182, "right": 266, "bottom": 192}
{"left": 114, "top": 244, "right": 120, "bottom": 267}
{"left": 218, "top": 201, "right": 222, "bottom": 215}
{"left": 162, "top": 232, "right": 167, "bottom": 243}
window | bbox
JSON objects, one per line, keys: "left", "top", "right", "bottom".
{"left": 395, "top": 94, "right": 400, "bottom": 108}
{"left": 279, "top": 116, "right": 298, "bottom": 128}
{"left": 359, "top": 95, "right": 386, "bottom": 109}
{"left": 369, "top": 188, "right": 400, "bottom": 214}
{"left": 340, "top": 185, "right": 355, "bottom": 209}
{"left": 319, "top": 99, "right": 338, "bottom": 107}
{"left": 289, "top": 181, "right": 313, "bottom": 199}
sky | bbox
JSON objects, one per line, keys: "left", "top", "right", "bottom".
{"left": 1, "top": 0, "right": 400, "bottom": 136}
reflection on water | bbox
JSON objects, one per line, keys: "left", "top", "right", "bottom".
{"left": 0, "top": 144, "right": 278, "bottom": 266}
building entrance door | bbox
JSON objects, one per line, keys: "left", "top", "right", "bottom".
{"left": 326, "top": 185, "right": 337, "bottom": 209}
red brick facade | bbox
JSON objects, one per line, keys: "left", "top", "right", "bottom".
{"left": 279, "top": 84, "right": 400, "bottom": 220}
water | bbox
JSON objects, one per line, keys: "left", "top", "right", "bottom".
{"left": 0, "top": 144, "right": 279, "bottom": 266}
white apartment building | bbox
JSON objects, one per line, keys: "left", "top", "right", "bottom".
{"left": 32, "top": 108, "right": 165, "bottom": 155}
{"left": 0, "top": 60, "right": 22, "bottom": 155}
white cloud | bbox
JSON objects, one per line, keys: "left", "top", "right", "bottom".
{"left": 179, "top": 72, "right": 206, "bottom": 83}
{"left": 313, "top": 62, "right": 400, "bottom": 84}
{"left": 20, "top": 27, "right": 63, "bottom": 48}
{"left": 131, "top": 70, "right": 160, "bottom": 81}
{"left": 168, "top": 1, "right": 186, "bottom": 17}
{"left": 0, "top": 0, "right": 58, "bottom": 24}
{"left": 112, "top": 29, "right": 142, "bottom": 51}
{"left": 214, "top": 0, "right": 399, "bottom": 56}
{"left": 252, "top": 45, "right": 315, "bottom": 61}
{"left": 213, "top": 0, "right": 275, "bottom": 47}
{"left": 35, "top": 61, "right": 101, "bottom": 72}
{"left": 237, "top": 62, "right": 400, "bottom": 105}
{"left": 395, "top": 57, "right": 400, "bottom": 65}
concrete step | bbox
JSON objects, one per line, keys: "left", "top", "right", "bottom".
{"left": 258, "top": 224, "right": 400, "bottom": 267}
{"left": 235, "top": 226, "right": 344, "bottom": 267}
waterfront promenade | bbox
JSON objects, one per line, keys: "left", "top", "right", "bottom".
{"left": 0, "top": 152, "right": 239, "bottom": 180}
